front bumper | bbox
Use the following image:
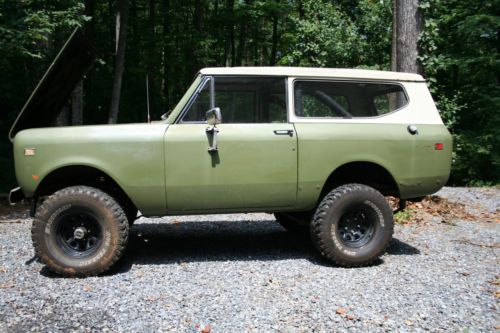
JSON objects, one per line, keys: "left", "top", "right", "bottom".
{"left": 8, "top": 187, "right": 25, "bottom": 205}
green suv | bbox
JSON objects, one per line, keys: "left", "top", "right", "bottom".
{"left": 9, "top": 29, "right": 452, "bottom": 276}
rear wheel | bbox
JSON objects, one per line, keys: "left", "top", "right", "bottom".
{"left": 32, "top": 186, "right": 128, "bottom": 277}
{"left": 310, "top": 184, "right": 393, "bottom": 266}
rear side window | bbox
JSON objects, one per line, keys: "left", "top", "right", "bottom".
{"left": 182, "top": 76, "right": 287, "bottom": 123}
{"left": 294, "top": 80, "right": 408, "bottom": 118}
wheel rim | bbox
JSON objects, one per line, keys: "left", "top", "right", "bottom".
{"left": 336, "top": 206, "right": 375, "bottom": 248}
{"left": 55, "top": 209, "right": 103, "bottom": 257}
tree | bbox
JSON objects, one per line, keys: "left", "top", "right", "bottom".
{"left": 71, "top": 81, "right": 83, "bottom": 125}
{"left": 108, "top": 0, "right": 129, "bottom": 124}
{"left": 419, "top": 0, "right": 500, "bottom": 184}
{"left": 391, "top": 0, "right": 423, "bottom": 74}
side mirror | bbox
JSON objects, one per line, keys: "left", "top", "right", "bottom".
{"left": 206, "top": 107, "right": 222, "bottom": 126}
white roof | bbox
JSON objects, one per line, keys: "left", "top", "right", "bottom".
{"left": 199, "top": 66, "right": 425, "bottom": 82}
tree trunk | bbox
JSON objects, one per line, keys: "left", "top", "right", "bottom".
{"left": 71, "top": 80, "right": 83, "bottom": 125}
{"left": 269, "top": 14, "right": 278, "bottom": 65}
{"left": 108, "top": 0, "right": 130, "bottom": 124}
{"left": 147, "top": 0, "right": 156, "bottom": 121}
{"left": 70, "top": 1, "right": 90, "bottom": 126}
{"left": 56, "top": 106, "right": 70, "bottom": 126}
{"left": 236, "top": 24, "right": 246, "bottom": 66}
{"left": 236, "top": 1, "right": 248, "bottom": 67}
{"left": 298, "top": 0, "right": 305, "bottom": 19}
{"left": 224, "top": 0, "right": 234, "bottom": 67}
{"left": 391, "top": 0, "right": 423, "bottom": 74}
{"left": 161, "top": 0, "right": 170, "bottom": 112}
{"left": 391, "top": 0, "right": 397, "bottom": 71}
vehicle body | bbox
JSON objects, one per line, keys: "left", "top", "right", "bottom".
{"left": 9, "top": 29, "right": 452, "bottom": 276}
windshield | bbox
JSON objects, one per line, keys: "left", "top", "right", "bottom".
{"left": 165, "top": 75, "right": 202, "bottom": 123}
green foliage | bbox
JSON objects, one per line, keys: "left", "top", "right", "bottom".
{"left": 279, "top": 1, "right": 362, "bottom": 67}
{"left": 279, "top": 0, "right": 391, "bottom": 68}
{"left": 394, "top": 209, "right": 417, "bottom": 225}
{"left": 0, "top": 0, "right": 88, "bottom": 60}
{"left": 420, "top": 0, "right": 500, "bottom": 185}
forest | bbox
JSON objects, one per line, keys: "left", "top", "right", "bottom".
{"left": 0, "top": 0, "right": 498, "bottom": 192}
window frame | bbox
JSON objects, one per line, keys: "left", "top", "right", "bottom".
{"left": 175, "top": 75, "right": 289, "bottom": 124}
{"left": 176, "top": 75, "right": 213, "bottom": 124}
{"left": 289, "top": 78, "right": 410, "bottom": 122}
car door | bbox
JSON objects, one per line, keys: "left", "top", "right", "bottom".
{"left": 164, "top": 76, "right": 297, "bottom": 213}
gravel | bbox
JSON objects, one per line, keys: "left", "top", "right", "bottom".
{"left": 0, "top": 187, "right": 498, "bottom": 332}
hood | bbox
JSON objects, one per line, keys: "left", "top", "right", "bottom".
{"left": 9, "top": 28, "right": 96, "bottom": 141}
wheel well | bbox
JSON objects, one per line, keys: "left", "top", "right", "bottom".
{"left": 35, "top": 166, "right": 137, "bottom": 213}
{"left": 320, "top": 162, "right": 400, "bottom": 201}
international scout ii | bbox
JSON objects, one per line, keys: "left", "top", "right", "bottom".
{"left": 8, "top": 29, "right": 452, "bottom": 276}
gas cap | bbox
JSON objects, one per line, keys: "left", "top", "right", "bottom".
{"left": 407, "top": 125, "right": 418, "bottom": 135}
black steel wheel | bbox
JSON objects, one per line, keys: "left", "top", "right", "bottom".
{"left": 337, "top": 207, "right": 375, "bottom": 247}
{"left": 32, "top": 186, "right": 128, "bottom": 277}
{"left": 310, "top": 183, "right": 393, "bottom": 267}
{"left": 55, "top": 210, "right": 103, "bottom": 257}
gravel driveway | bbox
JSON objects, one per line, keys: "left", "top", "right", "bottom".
{"left": 0, "top": 187, "right": 498, "bottom": 332}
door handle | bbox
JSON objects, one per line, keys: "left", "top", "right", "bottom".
{"left": 273, "top": 129, "right": 294, "bottom": 137}
{"left": 206, "top": 125, "right": 219, "bottom": 152}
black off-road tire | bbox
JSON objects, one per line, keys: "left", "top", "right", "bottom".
{"left": 274, "top": 212, "right": 311, "bottom": 233}
{"left": 310, "top": 184, "right": 393, "bottom": 267}
{"left": 32, "top": 186, "right": 129, "bottom": 277}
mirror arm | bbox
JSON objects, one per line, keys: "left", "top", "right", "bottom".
{"left": 206, "top": 77, "right": 219, "bottom": 153}
{"left": 210, "top": 76, "right": 215, "bottom": 109}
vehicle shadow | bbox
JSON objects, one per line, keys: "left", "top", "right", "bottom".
{"left": 114, "top": 220, "right": 420, "bottom": 273}
{"left": 39, "top": 220, "right": 420, "bottom": 277}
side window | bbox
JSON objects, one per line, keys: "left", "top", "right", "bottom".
{"left": 371, "top": 87, "right": 408, "bottom": 116}
{"left": 182, "top": 80, "right": 211, "bottom": 122}
{"left": 181, "top": 76, "right": 287, "bottom": 123}
{"left": 294, "top": 80, "right": 408, "bottom": 118}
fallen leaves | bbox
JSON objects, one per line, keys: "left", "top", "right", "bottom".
{"left": 451, "top": 239, "right": 500, "bottom": 249}
{"left": 0, "top": 201, "right": 29, "bottom": 221}
{"left": 0, "top": 283, "right": 15, "bottom": 289}
{"left": 83, "top": 284, "right": 92, "bottom": 292}
{"left": 144, "top": 295, "right": 162, "bottom": 302}
{"left": 389, "top": 195, "right": 498, "bottom": 225}
{"left": 335, "top": 307, "right": 356, "bottom": 321}
{"left": 488, "top": 276, "right": 500, "bottom": 286}
{"left": 195, "top": 323, "right": 211, "bottom": 333}
{"left": 0, "top": 219, "right": 23, "bottom": 224}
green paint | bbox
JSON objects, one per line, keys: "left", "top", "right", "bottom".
{"left": 164, "top": 123, "right": 297, "bottom": 213}
{"left": 14, "top": 124, "right": 168, "bottom": 215}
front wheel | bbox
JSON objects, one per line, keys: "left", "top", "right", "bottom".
{"left": 32, "top": 186, "right": 129, "bottom": 277}
{"left": 310, "top": 184, "right": 393, "bottom": 267}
